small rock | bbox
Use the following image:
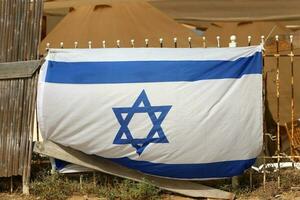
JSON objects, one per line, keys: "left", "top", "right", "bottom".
{"left": 274, "top": 194, "right": 281, "bottom": 198}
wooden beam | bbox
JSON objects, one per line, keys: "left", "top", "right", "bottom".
{"left": 34, "top": 140, "right": 235, "bottom": 200}
{"left": 0, "top": 60, "right": 41, "bottom": 80}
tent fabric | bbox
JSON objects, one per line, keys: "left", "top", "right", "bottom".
{"left": 40, "top": 1, "right": 203, "bottom": 50}
{"left": 150, "top": 0, "right": 300, "bottom": 22}
{"left": 44, "top": 0, "right": 300, "bottom": 22}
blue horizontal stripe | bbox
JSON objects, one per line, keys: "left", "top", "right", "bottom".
{"left": 54, "top": 159, "right": 70, "bottom": 170}
{"left": 109, "top": 157, "right": 256, "bottom": 179}
{"left": 54, "top": 157, "right": 255, "bottom": 179}
{"left": 45, "top": 52, "right": 262, "bottom": 84}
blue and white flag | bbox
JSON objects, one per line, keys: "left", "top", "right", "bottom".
{"left": 38, "top": 46, "right": 263, "bottom": 180}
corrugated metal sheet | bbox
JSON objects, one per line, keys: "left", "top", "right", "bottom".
{"left": 0, "top": 0, "right": 43, "bottom": 62}
{"left": 0, "top": 0, "right": 43, "bottom": 181}
{"left": 0, "top": 76, "right": 31, "bottom": 177}
{"left": 0, "top": 61, "right": 40, "bottom": 178}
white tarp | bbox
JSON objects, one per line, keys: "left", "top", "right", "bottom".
{"left": 38, "top": 46, "right": 263, "bottom": 180}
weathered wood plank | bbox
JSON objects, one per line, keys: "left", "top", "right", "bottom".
{"left": 0, "top": 60, "right": 41, "bottom": 79}
{"left": 34, "top": 140, "right": 235, "bottom": 200}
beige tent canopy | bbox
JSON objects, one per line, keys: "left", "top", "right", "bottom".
{"left": 40, "top": 1, "right": 203, "bottom": 50}
{"left": 44, "top": 0, "right": 300, "bottom": 22}
{"left": 151, "top": 0, "right": 300, "bottom": 23}
{"left": 44, "top": 0, "right": 300, "bottom": 31}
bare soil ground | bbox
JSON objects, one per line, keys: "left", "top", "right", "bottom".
{"left": 0, "top": 190, "right": 300, "bottom": 200}
{"left": 0, "top": 193, "right": 194, "bottom": 200}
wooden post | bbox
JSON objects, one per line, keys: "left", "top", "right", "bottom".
{"left": 249, "top": 170, "right": 253, "bottom": 190}
{"left": 275, "top": 35, "right": 281, "bottom": 189}
{"left": 289, "top": 35, "right": 295, "bottom": 166}
{"left": 232, "top": 177, "right": 239, "bottom": 191}
{"left": 10, "top": 176, "right": 13, "bottom": 193}
{"left": 93, "top": 172, "right": 96, "bottom": 187}
{"left": 80, "top": 174, "right": 83, "bottom": 190}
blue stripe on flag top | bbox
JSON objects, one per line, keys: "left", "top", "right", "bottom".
{"left": 45, "top": 52, "right": 262, "bottom": 84}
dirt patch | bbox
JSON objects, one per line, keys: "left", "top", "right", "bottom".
{"left": 0, "top": 193, "right": 34, "bottom": 200}
{"left": 236, "top": 169, "right": 300, "bottom": 200}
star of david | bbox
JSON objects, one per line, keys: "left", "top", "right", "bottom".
{"left": 112, "top": 90, "right": 172, "bottom": 155}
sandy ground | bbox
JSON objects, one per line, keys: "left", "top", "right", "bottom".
{"left": 1, "top": 192, "right": 300, "bottom": 200}
{"left": 0, "top": 193, "right": 194, "bottom": 200}
{"left": 239, "top": 191, "right": 300, "bottom": 200}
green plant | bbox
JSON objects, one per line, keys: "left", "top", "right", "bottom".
{"left": 98, "top": 178, "right": 161, "bottom": 200}
{"left": 30, "top": 172, "right": 74, "bottom": 200}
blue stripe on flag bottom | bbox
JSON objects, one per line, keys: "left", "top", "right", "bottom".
{"left": 45, "top": 52, "right": 262, "bottom": 84}
{"left": 109, "top": 157, "right": 256, "bottom": 179}
{"left": 54, "top": 158, "right": 70, "bottom": 170}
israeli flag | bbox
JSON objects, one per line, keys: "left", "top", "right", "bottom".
{"left": 38, "top": 46, "right": 263, "bottom": 180}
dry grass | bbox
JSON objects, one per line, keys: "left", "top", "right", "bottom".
{"left": 1, "top": 167, "right": 299, "bottom": 200}
{"left": 30, "top": 172, "right": 75, "bottom": 200}
{"left": 98, "top": 178, "right": 161, "bottom": 200}
{"left": 0, "top": 193, "right": 35, "bottom": 200}
{"left": 237, "top": 169, "right": 300, "bottom": 200}
{"left": 29, "top": 170, "right": 161, "bottom": 200}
